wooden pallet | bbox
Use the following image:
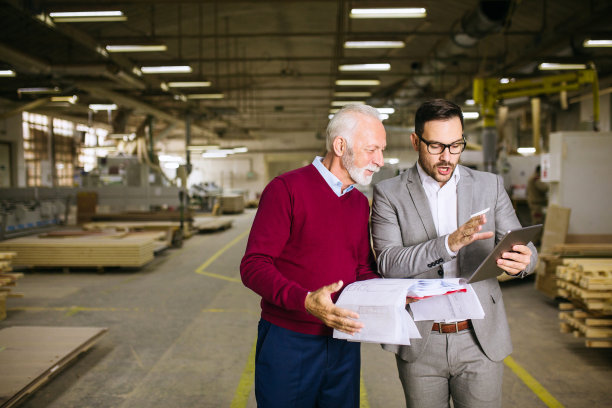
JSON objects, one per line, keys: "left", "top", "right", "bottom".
{"left": 558, "top": 304, "right": 612, "bottom": 348}
{"left": 0, "top": 326, "right": 107, "bottom": 407}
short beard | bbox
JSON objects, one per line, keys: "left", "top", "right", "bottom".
{"left": 342, "top": 147, "right": 380, "bottom": 185}
{"left": 418, "top": 156, "right": 455, "bottom": 184}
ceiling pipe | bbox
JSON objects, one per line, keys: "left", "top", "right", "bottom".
{"left": 396, "top": 1, "right": 511, "bottom": 101}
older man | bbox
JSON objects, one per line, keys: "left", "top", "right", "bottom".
{"left": 371, "top": 99, "right": 537, "bottom": 408}
{"left": 241, "top": 104, "right": 386, "bottom": 408}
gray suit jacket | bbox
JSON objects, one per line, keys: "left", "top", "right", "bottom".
{"left": 371, "top": 164, "right": 537, "bottom": 363}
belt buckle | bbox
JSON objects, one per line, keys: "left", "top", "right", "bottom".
{"left": 454, "top": 322, "right": 460, "bottom": 332}
{"left": 438, "top": 323, "right": 443, "bottom": 334}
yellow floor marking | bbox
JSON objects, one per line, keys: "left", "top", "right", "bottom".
{"left": 195, "top": 229, "right": 250, "bottom": 278}
{"left": 504, "top": 356, "right": 565, "bottom": 408}
{"left": 360, "top": 372, "right": 370, "bottom": 408}
{"left": 130, "top": 345, "right": 145, "bottom": 369}
{"left": 197, "top": 270, "right": 242, "bottom": 283}
{"left": 230, "top": 338, "right": 257, "bottom": 408}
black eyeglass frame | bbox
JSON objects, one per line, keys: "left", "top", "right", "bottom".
{"left": 417, "top": 134, "right": 467, "bottom": 155}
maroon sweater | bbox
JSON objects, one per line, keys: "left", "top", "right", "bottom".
{"left": 240, "top": 164, "right": 379, "bottom": 336}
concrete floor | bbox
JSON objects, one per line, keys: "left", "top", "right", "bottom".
{"left": 2, "top": 209, "right": 611, "bottom": 408}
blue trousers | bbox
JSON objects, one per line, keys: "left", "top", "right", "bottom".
{"left": 255, "top": 319, "right": 361, "bottom": 408}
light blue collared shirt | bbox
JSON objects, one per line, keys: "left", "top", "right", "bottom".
{"left": 312, "top": 156, "right": 355, "bottom": 197}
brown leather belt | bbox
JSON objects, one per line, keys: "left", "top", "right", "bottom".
{"left": 432, "top": 320, "right": 471, "bottom": 333}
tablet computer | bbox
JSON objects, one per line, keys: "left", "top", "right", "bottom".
{"left": 467, "top": 224, "right": 543, "bottom": 284}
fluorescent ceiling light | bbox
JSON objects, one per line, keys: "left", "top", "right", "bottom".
{"left": 51, "top": 95, "right": 78, "bottom": 104}
{"left": 350, "top": 8, "right": 427, "bottom": 19}
{"left": 18, "top": 87, "right": 60, "bottom": 94}
{"left": 328, "top": 114, "right": 335, "bottom": 119}
{"left": 333, "top": 91, "right": 372, "bottom": 97}
{"left": 463, "top": 112, "right": 479, "bottom": 119}
{"left": 583, "top": 39, "right": 612, "bottom": 48}
{"left": 331, "top": 100, "right": 366, "bottom": 107}
{"left": 89, "top": 104, "right": 117, "bottom": 111}
{"left": 163, "top": 162, "right": 180, "bottom": 169}
{"left": 167, "top": 81, "right": 211, "bottom": 88}
{"left": 379, "top": 113, "right": 389, "bottom": 120}
{"left": 465, "top": 99, "right": 476, "bottom": 106}
{"left": 376, "top": 107, "right": 395, "bottom": 114}
{"left": 141, "top": 65, "right": 192, "bottom": 74}
{"left": 335, "top": 79, "right": 380, "bottom": 86}
{"left": 517, "top": 147, "right": 536, "bottom": 156}
{"left": 538, "top": 62, "right": 587, "bottom": 70}
{"left": 49, "top": 11, "right": 127, "bottom": 22}
{"left": 187, "top": 145, "right": 220, "bottom": 151}
{"left": 344, "top": 41, "right": 405, "bottom": 49}
{"left": 329, "top": 108, "right": 340, "bottom": 113}
{"left": 105, "top": 44, "right": 167, "bottom": 52}
{"left": 385, "top": 158, "right": 400, "bottom": 165}
{"left": 0, "top": 70, "right": 16, "bottom": 77}
{"left": 232, "top": 147, "right": 248, "bottom": 153}
{"left": 202, "top": 151, "right": 228, "bottom": 158}
{"left": 500, "top": 78, "right": 510, "bottom": 84}
{"left": 339, "top": 63, "right": 391, "bottom": 72}
{"left": 186, "top": 93, "right": 224, "bottom": 99}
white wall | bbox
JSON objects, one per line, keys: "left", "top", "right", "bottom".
{"left": 548, "top": 131, "right": 612, "bottom": 234}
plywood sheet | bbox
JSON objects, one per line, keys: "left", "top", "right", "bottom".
{"left": 0, "top": 326, "right": 107, "bottom": 408}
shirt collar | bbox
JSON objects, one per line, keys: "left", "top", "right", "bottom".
{"left": 416, "top": 161, "right": 461, "bottom": 190}
{"left": 312, "top": 156, "right": 354, "bottom": 197}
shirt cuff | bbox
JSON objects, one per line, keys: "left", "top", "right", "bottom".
{"left": 445, "top": 235, "right": 458, "bottom": 258}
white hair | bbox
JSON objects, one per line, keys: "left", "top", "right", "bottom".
{"left": 325, "top": 104, "right": 381, "bottom": 152}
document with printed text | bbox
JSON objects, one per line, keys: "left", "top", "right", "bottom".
{"left": 332, "top": 279, "right": 484, "bottom": 345}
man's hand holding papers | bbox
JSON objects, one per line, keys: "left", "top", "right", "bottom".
{"left": 333, "top": 279, "right": 485, "bottom": 345}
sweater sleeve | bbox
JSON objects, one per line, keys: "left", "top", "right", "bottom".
{"left": 240, "top": 177, "right": 310, "bottom": 312}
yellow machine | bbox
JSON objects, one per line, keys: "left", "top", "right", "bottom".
{"left": 472, "top": 68, "right": 600, "bottom": 171}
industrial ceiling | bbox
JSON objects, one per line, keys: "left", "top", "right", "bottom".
{"left": 1, "top": 0, "right": 611, "bottom": 149}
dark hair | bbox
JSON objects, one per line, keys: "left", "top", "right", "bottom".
{"left": 414, "top": 99, "right": 464, "bottom": 137}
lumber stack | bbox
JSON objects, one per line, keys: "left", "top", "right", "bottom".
{"left": 557, "top": 258, "right": 612, "bottom": 348}
{"left": 0, "top": 233, "right": 158, "bottom": 268}
{"left": 192, "top": 215, "right": 233, "bottom": 233}
{"left": 82, "top": 220, "right": 188, "bottom": 244}
{"left": 0, "top": 252, "right": 23, "bottom": 321}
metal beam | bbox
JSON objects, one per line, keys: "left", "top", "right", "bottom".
{"left": 77, "top": 84, "right": 218, "bottom": 138}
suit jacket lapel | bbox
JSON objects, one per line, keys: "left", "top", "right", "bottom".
{"left": 457, "top": 165, "right": 473, "bottom": 275}
{"left": 406, "top": 166, "right": 438, "bottom": 239}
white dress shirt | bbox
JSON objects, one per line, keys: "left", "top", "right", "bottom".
{"left": 416, "top": 162, "right": 460, "bottom": 278}
{"left": 312, "top": 156, "right": 354, "bottom": 197}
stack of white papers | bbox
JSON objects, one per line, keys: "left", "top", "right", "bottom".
{"left": 333, "top": 279, "right": 485, "bottom": 345}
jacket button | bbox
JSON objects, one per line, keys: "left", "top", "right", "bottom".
{"left": 438, "top": 268, "right": 443, "bottom": 277}
{"left": 427, "top": 263, "right": 432, "bottom": 268}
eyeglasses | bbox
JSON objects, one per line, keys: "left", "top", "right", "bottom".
{"left": 417, "top": 134, "right": 466, "bottom": 155}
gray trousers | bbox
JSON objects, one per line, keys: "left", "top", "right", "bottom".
{"left": 396, "top": 329, "right": 503, "bottom": 408}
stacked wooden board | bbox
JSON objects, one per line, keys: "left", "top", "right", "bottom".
{"left": 192, "top": 215, "right": 233, "bottom": 233}
{"left": 82, "top": 221, "right": 187, "bottom": 246}
{"left": 557, "top": 258, "right": 612, "bottom": 348}
{"left": 0, "top": 326, "right": 107, "bottom": 408}
{"left": 0, "top": 232, "right": 159, "bottom": 268}
{"left": 0, "top": 252, "right": 22, "bottom": 321}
